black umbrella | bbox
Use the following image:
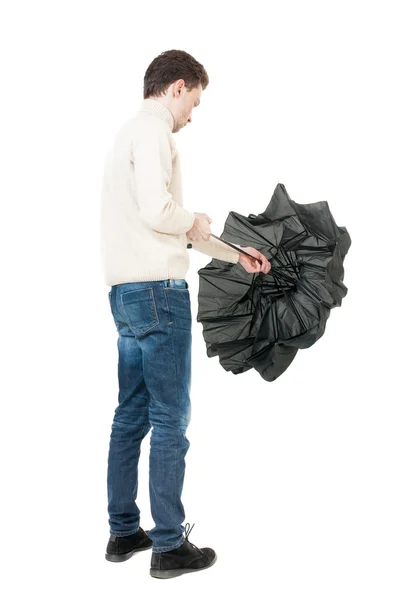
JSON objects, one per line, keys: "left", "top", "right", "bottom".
{"left": 196, "top": 183, "right": 351, "bottom": 382}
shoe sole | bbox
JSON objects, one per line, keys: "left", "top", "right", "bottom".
{"left": 150, "top": 554, "right": 217, "bottom": 579}
{"left": 105, "top": 544, "right": 152, "bottom": 562}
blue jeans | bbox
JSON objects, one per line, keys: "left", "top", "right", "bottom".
{"left": 107, "top": 278, "right": 192, "bottom": 552}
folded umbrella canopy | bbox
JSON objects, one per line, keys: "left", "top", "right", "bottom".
{"left": 196, "top": 183, "right": 351, "bottom": 382}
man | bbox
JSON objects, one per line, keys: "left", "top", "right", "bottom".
{"left": 100, "top": 49, "right": 271, "bottom": 579}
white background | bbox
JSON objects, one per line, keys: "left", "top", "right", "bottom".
{"left": 1, "top": 1, "right": 407, "bottom": 598}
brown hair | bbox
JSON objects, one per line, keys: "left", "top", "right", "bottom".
{"left": 143, "top": 49, "right": 209, "bottom": 99}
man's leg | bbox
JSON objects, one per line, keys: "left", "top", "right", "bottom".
{"left": 107, "top": 286, "right": 152, "bottom": 536}
{"left": 138, "top": 280, "right": 192, "bottom": 553}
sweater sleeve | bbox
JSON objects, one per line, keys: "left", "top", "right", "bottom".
{"left": 132, "top": 124, "right": 196, "bottom": 234}
{"left": 188, "top": 237, "right": 241, "bottom": 263}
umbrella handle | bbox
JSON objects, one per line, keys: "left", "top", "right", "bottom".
{"left": 209, "top": 234, "right": 263, "bottom": 265}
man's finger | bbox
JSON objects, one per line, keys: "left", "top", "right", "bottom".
{"left": 261, "top": 257, "right": 269, "bottom": 273}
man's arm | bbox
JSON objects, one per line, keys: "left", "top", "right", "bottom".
{"left": 187, "top": 237, "right": 241, "bottom": 263}
{"left": 132, "top": 123, "right": 195, "bottom": 234}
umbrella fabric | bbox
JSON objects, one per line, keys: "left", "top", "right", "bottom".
{"left": 196, "top": 183, "right": 351, "bottom": 382}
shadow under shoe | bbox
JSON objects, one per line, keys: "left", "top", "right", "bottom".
{"left": 105, "top": 527, "right": 152, "bottom": 562}
{"left": 150, "top": 523, "right": 217, "bottom": 579}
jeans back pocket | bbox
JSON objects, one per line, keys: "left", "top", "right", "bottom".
{"left": 120, "top": 287, "right": 159, "bottom": 335}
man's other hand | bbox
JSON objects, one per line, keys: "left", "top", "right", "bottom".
{"left": 238, "top": 247, "right": 272, "bottom": 274}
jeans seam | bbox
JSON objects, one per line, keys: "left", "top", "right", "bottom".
{"left": 162, "top": 283, "right": 172, "bottom": 323}
{"left": 166, "top": 308, "right": 181, "bottom": 520}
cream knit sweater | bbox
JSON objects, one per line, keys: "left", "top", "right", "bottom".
{"left": 100, "top": 98, "right": 240, "bottom": 286}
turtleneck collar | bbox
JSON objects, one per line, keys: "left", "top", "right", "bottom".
{"left": 138, "top": 98, "right": 175, "bottom": 132}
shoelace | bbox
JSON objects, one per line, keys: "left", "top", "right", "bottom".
{"left": 184, "top": 522, "right": 204, "bottom": 556}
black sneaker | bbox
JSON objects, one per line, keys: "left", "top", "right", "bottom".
{"left": 150, "top": 523, "right": 217, "bottom": 579}
{"left": 105, "top": 527, "right": 152, "bottom": 562}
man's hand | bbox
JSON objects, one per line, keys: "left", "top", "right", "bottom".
{"left": 238, "top": 247, "right": 272, "bottom": 274}
{"left": 186, "top": 212, "right": 212, "bottom": 242}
